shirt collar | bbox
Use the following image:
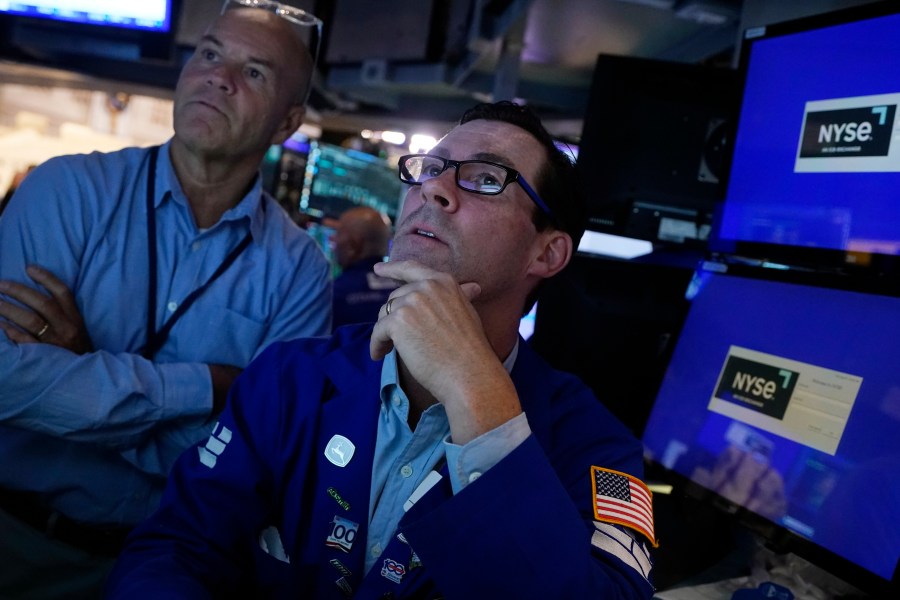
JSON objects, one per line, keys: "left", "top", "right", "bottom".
{"left": 155, "top": 139, "right": 267, "bottom": 239}
{"left": 379, "top": 337, "right": 520, "bottom": 408}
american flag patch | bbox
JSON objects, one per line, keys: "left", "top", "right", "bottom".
{"left": 591, "top": 466, "right": 656, "bottom": 546}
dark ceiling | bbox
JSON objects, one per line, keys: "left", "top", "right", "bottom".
{"left": 312, "top": 0, "right": 745, "bottom": 137}
{"left": 0, "top": 0, "right": 877, "bottom": 139}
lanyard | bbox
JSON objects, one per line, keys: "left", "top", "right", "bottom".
{"left": 139, "top": 146, "right": 254, "bottom": 359}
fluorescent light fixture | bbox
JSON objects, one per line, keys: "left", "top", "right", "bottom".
{"left": 381, "top": 131, "right": 406, "bottom": 145}
{"left": 675, "top": 0, "right": 739, "bottom": 25}
{"left": 409, "top": 134, "right": 437, "bottom": 154}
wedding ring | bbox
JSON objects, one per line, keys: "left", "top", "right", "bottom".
{"left": 36, "top": 322, "right": 50, "bottom": 339}
{"left": 385, "top": 297, "right": 395, "bottom": 316}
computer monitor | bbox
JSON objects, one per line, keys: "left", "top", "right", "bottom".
{"left": 576, "top": 54, "right": 739, "bottom": 248}
{"left": 0, "top": 0, "right": 178, "bottom": 68}
{"left": 0, "top": 0, "right": 173, "bottom": 32}
{"left": 642, "top": 269, "right": 900, "bottom": 594}
{"left": 711, "top": 1, "right": 900, "bottom": 278}
{"left": 300, "top": 142, "right": 403, "bottom": 222}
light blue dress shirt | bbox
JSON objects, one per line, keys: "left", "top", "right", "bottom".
{"left": 0, "top": 141, "right": 332, "bottom": 525}
{"left": 366, "top": 344, "right": 530, "bottom": 573}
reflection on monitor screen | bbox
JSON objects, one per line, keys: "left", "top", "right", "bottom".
{"left": 642, "top": 271, "right": 900, "bottom": 592}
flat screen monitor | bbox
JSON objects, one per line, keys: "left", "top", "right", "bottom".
{"left": 711, "top": 1, "right": 900, "bottom": 277}
{"left": 642, "top": 270, "right": 900, "bottom": 594}
{"left": 300, "top": 142, "right": 403, "bottom": 222}
{"left": 0, "top": 0, "right": 178, "bottom": 69}
{"left": 0, "top": 1, "right": 173, "bottom": 32}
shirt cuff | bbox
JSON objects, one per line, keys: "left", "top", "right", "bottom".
{"left": 444, "top": 412, "right": 531, "bottom": 494}
{"left": 158, "top": 361, "right": 215, "bottom": 419}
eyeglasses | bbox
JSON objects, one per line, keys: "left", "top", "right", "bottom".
{"left": 397, "top": 154, "right": 555, "bottom": 220}
{"left": 220, "top": 0, "right": 323, "bottom": 103}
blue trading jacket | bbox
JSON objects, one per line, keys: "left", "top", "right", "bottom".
{"left": 107, "top": 324, "right": 655, "bottom": 599}
{"left": 332, "top": 257, "right": 398, "bottom": 328}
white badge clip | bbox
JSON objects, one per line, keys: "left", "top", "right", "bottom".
{"left": 403, "top": 470, "right": 443, "bottom": 512}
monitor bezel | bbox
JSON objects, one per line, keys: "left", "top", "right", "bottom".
{"left": 646, "top": 458, "right": 899, "bottom": 596}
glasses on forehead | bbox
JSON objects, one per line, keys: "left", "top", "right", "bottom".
{"left": 397, "top": 154, "right": 555, "bottom": 220}
{"left": 220, "top": 0, "right": 323, "bottom": 102}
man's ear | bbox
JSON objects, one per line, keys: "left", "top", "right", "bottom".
{"left": 345, "top": 235, "right": 364, "bottom": 264}
{"left": 270, "top": 104, "right": 306, "bottom": 146}
{"left": 528, "top": 230, "right": 573, "bottom": 280}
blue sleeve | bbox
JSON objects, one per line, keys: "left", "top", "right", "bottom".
{"left": 0, "top": 157, "right": 331, "bottom": 479}
{"left": 105, "top": 345, "right": 291, "bottom": 598}
{"left": 401, "top": 437, "right": 654, "bottom": 599}
{"left": 399, "top": 373, "right": 656, "bottom": 599}
{"left": 443, "top": 411, "right": 531, "bottom": 493}
{"left": 0, "top": 157, "right": 214, "bottom": 464}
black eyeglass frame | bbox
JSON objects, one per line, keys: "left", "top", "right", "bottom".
{"left": 397, "top": 154, "right": 555, "bottom": 221}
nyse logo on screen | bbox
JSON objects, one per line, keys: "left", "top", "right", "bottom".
{"left": 799, "top": 104, "right": 896, "bottom": 158}
{"left": 715, "top": 355, "right": 798, "bottom": 420}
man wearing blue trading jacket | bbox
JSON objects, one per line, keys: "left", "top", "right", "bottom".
{"left": 0, "top": 2, "right": 330, "bottom": 597}
{"left": 107, "top": 101, "right": 656, "bottom": 599}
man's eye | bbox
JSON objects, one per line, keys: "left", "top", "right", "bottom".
{"left": 469, "top": 171, "right": 504, "bottom": 191}
{"left": 248, "top": 67, "right": 263, "bottom": 80}
{"left": 423, "top": 165, "right": 443, "bottom": 177}
{"left": 477, "top": 174, "right": 500, "bottom": 186}
{"left": 202, "top": 49, "right": 217, "bottom": 61}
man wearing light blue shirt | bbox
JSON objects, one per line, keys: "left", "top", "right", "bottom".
{"left": 0, "top": 3, "right": 330, "bottom": 597}
{"left": 108, "top": 101, "right": 656, "bottom": 599}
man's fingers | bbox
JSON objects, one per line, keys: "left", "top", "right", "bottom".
{"left": 459, "top": 282, "right": 481, "bottom": 302}
{"left": 373, "top": 259, "right": 441, "bottom": 285}
{"left": 0, "top": 296, "right": 47, "bottom": 336}
{"left": 376, "top": 261, "right": 481, "bottom": 302}
{"left": 27, "top": 265, "right": 79, "bottom": 320}
{"left": 0, "top": 279, "right": 44, "bottom": 309}
{"left": 0, "top": 320, "right": 36, "bottom": 344}
{"left": 369, "top": 318, "right": 395, "bottom": 360}
{"left": 0, "top": 269, "right": 91, "bottom": 353}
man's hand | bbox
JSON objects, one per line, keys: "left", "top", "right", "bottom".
{"left": 0, "top": 265, "right": 93, "bottom": 354}
{"left": 369, "top": 260, "right": 522, "bottom": 444}
{"left": 209, "top": 364, "right": 243, "bottom": 416}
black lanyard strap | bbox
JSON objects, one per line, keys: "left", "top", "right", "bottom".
{"left": 140, "top": 146, "right": 253, "bottom": 359}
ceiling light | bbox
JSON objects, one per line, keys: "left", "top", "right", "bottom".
{"left": 674, "top": 0, "right": 739, "bottom": 25}
{"left": 409, "top": 134, "right": 437, "bottom": 154}
{"left": 381, "top": 130, "right": 406, "bottom": 145}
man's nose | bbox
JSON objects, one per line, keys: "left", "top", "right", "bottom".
{"left": 207, "top": 63, "right": 236, "bottom": 93}
{"left": 419, "top": 167, "right": 459, "bottom": 211}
